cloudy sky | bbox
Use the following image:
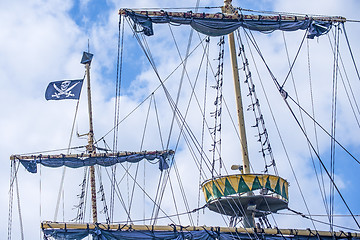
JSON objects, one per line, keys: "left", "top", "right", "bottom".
{"left": 1, "top": 0, "right": 360, "bottom": 239}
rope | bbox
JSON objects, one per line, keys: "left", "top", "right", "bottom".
{"left": 168, "top": 171, "right": 182, "bottom": 224}
{"left": 114, "top": 162, "right": 178, "bottom": 225}
{"left": 306, "top": 37, "right": 331, "bottom": 223}
{"left": 281, "top": 28, "right": 308, "bottom": 88}
{"left": 210, "top": 36, "right": 225, "bottom": 177}
{"left": 54, "top": 94, "right": 82, "bottom": 222}
{"left": 243, "top": 21, "right": 358, "bottom": 223}
{"left": 164, "top": 23, "right": 194, "bottom": 151}
{"left": 286, "top": 208, "right": 360, "bottom": 232}
{"left": 282, "top": 31, "right": 318, "bottom": 231}
{"left": 96, "top": 166, "right": 110, "bottom": 223}
{"left": 329, "top": 24, "right": 340, "bottom": 232}
{"left": 153, "top": 96, "right": 165, "bottom": 149}
{"left": 15, "top": 145, "right": 86, "bottom": 156}
{"left": 7, "top": 160, "right": 15, "bottom": 240}
{"left": 236, "top": 29, "right": 278, "bottom": 175}
{"left": 102, "top": 164, "right": 133, "bottom": 223}
{"left": 15, "top": 170, "right": 24, "bottom": 240}
{"left": 285, "top": 95, "right": 360, "bottom": 229}
{"left": 130, "top": 30, "right": 251, "bottom": 237}
{"left": 128, "top": 96, "right": 152, "bottom": 222}
{"left": 329, "top": 27, "right": 360, "bottom": 128}
{"left": 242, "top": 28, "right": 317, "bottom": 229}
{"left": 110, "top": 13, "right": 125, "bottom": 223}
{"left": 197, "top": 37, "right": 210, "bottom": 226}
{"left": 146, "top": 22, "right": 197, "bottom": 224}
{"left": 124, "top": 15, "right": 258, "bottom": 239}
{"left": 96, "top": 17, "right": 206, "bottom": 144}
{"left": 112, "top": 205, "right": 207, "bottom": 224}
{"left": 134, "top": 22, "right": 232, "bottom": 227}
{"left": 150, "top": 171, "right": 164, "bottom": 224}
{"left": 343, "top": 23, "right": 360, "bottom": 82}
{"left": 233, "top": 28, "right": 285, "bottom": 231}
{"left": 160, "top": 32, "right": 250, "bottom": 230}
{"left": 73, "top": 166, "right": 89, "bottom": 222}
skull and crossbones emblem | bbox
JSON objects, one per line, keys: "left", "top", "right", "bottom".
{"left": 52, "top": 80, "right": 80, "bottom": 98}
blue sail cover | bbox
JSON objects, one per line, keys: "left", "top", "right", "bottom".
{"left": 125, "top": 10, "right": 332, "bottom": 38}
{"left": 43, "top": 228, "right": 360, "bottom": 240}
{"left": 19, "top": 151, "right": 173, "bottom": 173}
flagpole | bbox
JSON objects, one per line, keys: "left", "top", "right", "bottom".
{"left": 84, "top": 54, "right": 98, "bottom": 223}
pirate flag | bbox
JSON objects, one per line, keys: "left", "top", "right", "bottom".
{"left": 45, "top": 79, "right": 83, "bottom": 100}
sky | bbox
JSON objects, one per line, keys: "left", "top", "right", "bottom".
{"left": 1, "top": 0, "right": 360, "bottom": 239}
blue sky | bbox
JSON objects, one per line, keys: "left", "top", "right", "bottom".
{"left": 1, "top": 0, "right": 360, "bottom": 238}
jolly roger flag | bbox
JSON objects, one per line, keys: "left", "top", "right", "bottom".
{"left": 45, "top": 79, "right": 84, "bottom": 100}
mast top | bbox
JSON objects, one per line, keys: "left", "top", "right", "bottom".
{"left": 81, "top": 51, "right": 94, "bottom": 65}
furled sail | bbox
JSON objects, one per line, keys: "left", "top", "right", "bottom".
{"left": 120, "top": 9, "right": 346, "bottom": 38}
{"left": 11, "top": 150, "right": 174, "bottom": 173}
{"left": 41, "top": 222, "right": 360, "bottom": 240}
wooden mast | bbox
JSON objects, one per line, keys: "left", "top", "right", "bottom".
{"left": 222, "top": 0, "right": 254, "bottom": 228}
{"left": 85, "top": 56, "right": 98, "bottom": 223}
{"left": 222, "top": 0, "right": 250, "bottom": 174}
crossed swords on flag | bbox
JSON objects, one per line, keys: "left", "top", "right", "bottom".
{"left": 51, "top": 80, "right": 81, "bottom": 99}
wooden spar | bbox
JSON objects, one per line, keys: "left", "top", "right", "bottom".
{"left": 85, "top": 61, "right": 98, "bottom": 223}
{"left": 41, "top": 222, "right": 360, "bottom": 238}
{"left": 118, "top": 8, "right": 346, "bottom": 23}
{"left": 10, "top": 150, "right": 174, "bottom": 161}
{"left": 222, "top": 0, "right": 253, "bottom": 228}
{"left": 222, "top": 0, "right": 250, "bottom": 175}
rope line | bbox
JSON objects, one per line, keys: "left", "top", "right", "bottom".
{"left": 286, "top": 208, "right": 360, "bottom": 232}
{"left": 242, "top": 27, "right": 319, "bottom": 230}
{"left": 285, "top": 95, "right": 360, "bottom": 229}
{"left": 282, "top": 31, "right": 318, "bottom": 231}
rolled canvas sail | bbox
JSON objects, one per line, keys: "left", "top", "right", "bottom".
{"left": 14, "top": 150, "right": 174, "bottom": 173}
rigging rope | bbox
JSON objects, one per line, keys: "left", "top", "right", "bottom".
{"left": 73, "top": 166, "right": 88, "bottom": 222}
{"left": 236, "top": 29, "right": 278, "bottom": 175}
{"left": 342, "top": 23, "right": 360, "bottom": 82}
{"left": 285, "top": 94, "right": 360, "bottom": 229}
{"left": 110, "top": 14, "right": 125, "bottom": 223}
{"left": 54, "top": 91, "right": 83, "bottom": 222}
{"left": 123, "top": 16, "right": 260, "bottom": 239}
{"left": 242, "top": 27, "right": 320, "bottom": 230}
{"left": 285, "top": 208, "right": 360, "bottom": 232}
{"left": 16, "top": 168, "right": 24, "bottom": 240}
{"left": 129, "top": 30, "right": 250, "bottom": 236}
{"left": 282, "top": 31, "right": 320, "bottom": 231}
{"left": 148, "top": 23, "right": 197, "bottom": 226}
{"left": 329, "top": 24, "right": 341, "bottom": 232}
{"left": 7, "top": 160, "right": 15, "bottom": 240}
{"left": 306, "top": 37, "right": 331, "bottom": 225}
{"left": 328, "top": 28, "right": 360, "bottom": 128}
{"left": 102, "top": 163, "right": 133, "bottom": 223}
{"left": 197, "top": 36, "right": 210, "bottom": 226}
{"left": 210, "top": 36, "right": 225, "bottom": 177}
{"left": 96, "top": 166, "right": 110, "bottom": 224}
{"left": 128, "top": 96, "right": 152, "bottom": 223}
{"left": 281, "top": 29, "right": 308, "bottom": 89}
{"left": 242, "top": 26, "right": 360, "bottom": 165}
{"left": 242, "top": 23, "right": 360, "bottom": 229}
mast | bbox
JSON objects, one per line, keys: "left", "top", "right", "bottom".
{"left": 83, "top": 52, "right": 97, "bottom": 223}
{"left": 222, "top": 0, "right": 250, "bottom": 174}
{"left": 222, "top": 0, "right": 255, "bottom": 228}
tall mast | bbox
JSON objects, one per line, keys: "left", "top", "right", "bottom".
{"left": 222, "top": 0, "right": 250, "bottom": 174}
{"left": 82, "top": 52, "right": 98, "bottom": 223}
